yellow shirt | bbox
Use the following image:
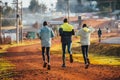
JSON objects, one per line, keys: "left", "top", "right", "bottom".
{"left": 61, "top": 23, "right": 73, "bottom": 31}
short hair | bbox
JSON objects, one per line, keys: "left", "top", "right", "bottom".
{"left": 43, "top": 21, "right": 47, "bottom": 26}
{"left": 82, "top": 24, "right": 87, "bottom": 28}
{"left": 63, "top": 18, "right": 67, "bottom": 23}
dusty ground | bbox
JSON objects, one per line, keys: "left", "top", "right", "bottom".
{"left": 1, "top": 25, "right": 120, "bottom": 80}
{"left": 1, "top": 38, "right": 120, "bottom": 80}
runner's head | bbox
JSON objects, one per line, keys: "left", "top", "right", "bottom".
{"left": 63, "top": 18, "right": 68, "bottom": 23}
{"left": 43, "top": 21, "right": 47, "bottom": 26}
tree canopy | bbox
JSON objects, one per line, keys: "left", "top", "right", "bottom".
{"left": 1, "top": 5, "right": 15, "bottom": 26}
{"left": 3, "top": 6, "right": 13, "bottom": 17}
{"left": 56, "top": 0, "right": 120, "bottom": 13}
{"left": 87, "top": 0, "right": 120, "bottom": 11}
{"left": 29, "top": 0, "right": 47, "bottom": 13}
{"left": 56, "top": 0, "right": 93, "bottom": 13}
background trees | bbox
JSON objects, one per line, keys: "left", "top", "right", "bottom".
{"left": 87, "top": 0, "right": 120, "bottom": 12}
{"left": 3, "top": 6, "right": 13, "bottom": 17}
{"left": 28, "top": 0, "right": 47, "bottom": 13}
{"left": 55, "top": 0, "right": 66, "bottom": 12}
{"left": 56, "top": 0, "right": 94, "bottom": 13}
{"left": 29, "top": 0, "right": 39, "bottom": 12}
{"left": 2, "top": 5, "right": 15, "bottom": 26}
{"left": 56, "top": 0, "right": 120, "bottom": 13}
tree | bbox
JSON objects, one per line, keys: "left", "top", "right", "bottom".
{"left": 2, "top": 6, "right": 15, "bottom": 26}
{"left": 39, "top": 3, "right": 47, "bottom": 13}
{"left": 87, "top": 0, "right": 120, "bottom": 12}
{"left": 77, "top": 0, "right": 81, "bottom": 3}
{"left": 2, "top": 19, "right": 15, "bottom": 26}
{"left": 3, "top": 6, "right": 13, "bottom": 17}
{"left": 56, "top": 0, "right": 82, "bottom": 12}
{"left": 29, "top": 0, "right": 47, "bottom": 13}
{"left": 29, "top": 0, "right": 40, "bottom": 12}
{"left": 56, "top": 0, "right": 93, "bottom": 13}
{"left": 56, "top": 0, "right": 67, "bottom": 12}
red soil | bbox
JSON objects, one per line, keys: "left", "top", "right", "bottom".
{"left": 1, "top": 39, "right": 120, "bottom": 80}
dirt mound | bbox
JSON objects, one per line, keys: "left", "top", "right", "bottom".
{"left": 73, "top": 42, "right": 120, "bottom": 57}
{"left": 90, "top": 43, "right": 120, "bottom": 56}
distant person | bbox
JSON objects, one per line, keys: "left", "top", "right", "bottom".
{"left": 76, "top": 24, "right": 95, "bottom": 69}
{"left": 106, "top": 27, "right": 110, "bottom": 33}
{"left": 59, "top": 18, "right": 75, "bottom": 67}
{"left": 38, "top": 21, "right": 55, "bottom": 70}
{"left": 97, "top": 28, "right": 102, "bottom": 42}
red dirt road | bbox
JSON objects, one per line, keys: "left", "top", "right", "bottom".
{"left": 1, "top": 43, "right": 119, "bottom": 80}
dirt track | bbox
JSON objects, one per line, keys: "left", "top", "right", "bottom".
{"left": 1, "top": 42, "right": 120, "bottom": 80}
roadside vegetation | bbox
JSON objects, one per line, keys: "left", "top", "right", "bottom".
{"left": 72, "top": 42, "right": 120, "bottom": 66}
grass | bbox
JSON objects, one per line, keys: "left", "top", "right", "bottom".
{"left": 73, "top": 53, "right": 120, "bottom": 66}
{"left": 72, "top": 39, "right": 120, "bottom": 66}
{"left": 0, "top": 58, "right": 15, "bottom": 71}
{"left": 51, "top": 38, "right": 120, "bottom": 66}
{"left": 91, "top": 55, "right": 120, "bottom": 66}
{"left": 0, "top": 58, "right": 15, "bottom": 79}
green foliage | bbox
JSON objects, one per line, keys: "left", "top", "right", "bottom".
{"left": 39, "top": 3, "right": 47, "bottom": 13}
{"left": 29, "top": 0, "right": 39, "bottom": 12}
{"left": 56, "top": 0, "right": 67, "bottom": 12}
{"left": 77, "top": 0, "right": 81, "bottom": 3}
{"left": 2, "top": 19, "right": 15, "bottom": 26}
{"left": 3, "top": 7, "right": 13, "bottom": 16}
{"left": 93, "top": 0, "right": 120, "bottom": 11}
{"left": 0, "top": 58, "right": 15, "bottom": 79}
{"left": 85, "top": 0, "right": 120, "bottom": 12}
{"left": 56, "top": 0, "right": 94, "bottom": 13}
{"left": 0, "top": 58, "right": 15, "bottom": 71}
{"left": 1, "top": 6, "right": 15, "bottom": 26}
{"left": 29, "top": 0, "right": 47, "bottom": 13}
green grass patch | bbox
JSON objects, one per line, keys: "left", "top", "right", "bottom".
{"left": 73, "top": 53, "right": 120, "bottom": 66}
{"left": 0, "top": 58, "right": 15, "bottom": 71}
{"left": 0, "top": 58, "right": 15, "bottom": 79}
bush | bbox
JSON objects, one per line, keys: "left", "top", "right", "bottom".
{"left": 2, "top": 19, "right": 15, "bottom": 26}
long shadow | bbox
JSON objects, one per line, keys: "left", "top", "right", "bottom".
{"left": 1, "top": 50, "right": 61, "bottom": 57}
{"left": 1, "top": 51, "right": 40, "bottom": 58}
{"left": 1, "top": 51, "right": 62, "bottom": 65}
